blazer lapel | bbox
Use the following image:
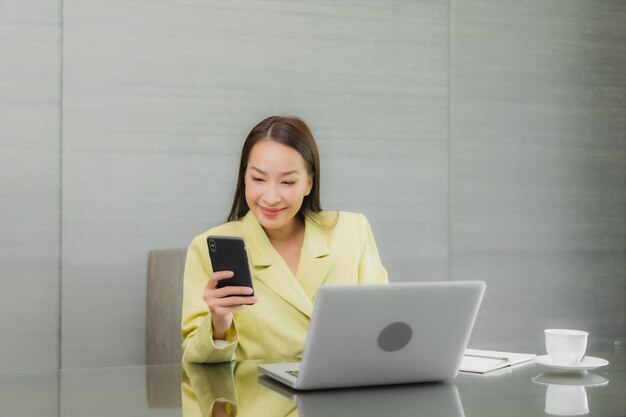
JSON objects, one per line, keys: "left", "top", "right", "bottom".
{"left": 296, "top": 215, "right": 332, "bottom": 300}
{"left": 242, "top": 212, "right": 314, "bottom": 318}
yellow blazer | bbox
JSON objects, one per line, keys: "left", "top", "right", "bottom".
{"left": 181, "top": 211, "right": 388, "bottom": 363}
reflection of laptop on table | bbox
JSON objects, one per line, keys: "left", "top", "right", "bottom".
{"left": 259, "top": 375, "right": 466, "bottom": 417}
{"left": 258, "top": 281, "right": 486, "bottom": 390}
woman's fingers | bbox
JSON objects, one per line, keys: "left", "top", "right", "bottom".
{"left": 207, "top": 270, "right": 235, "bottom": 289}
{"left": 209, "top": 290, "right": 256, "bottom": 308}
{"left": 213, "top": 296, "right": 257, "bottom": 310}
{"left": 203, "top": 270, "right": 256, "bottom": 333}
{"left": 211, "top": 285, "right": 254, "bottom": 298}
{"left": 204, "top": 283, "right": 253, "bottom": 302}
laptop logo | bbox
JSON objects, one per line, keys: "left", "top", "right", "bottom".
{"left": 377, "top": 322, "right": 413, "bottom": 352}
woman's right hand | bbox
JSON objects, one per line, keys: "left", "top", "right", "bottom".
{"left": 203, "top": 270, "right": 257, "bottom": 340}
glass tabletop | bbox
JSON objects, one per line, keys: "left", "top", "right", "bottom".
{"left": 1, "top": 342, "right": 624, "bottom": 417}
{"left": 182, "top": 342, "right": 625, "bottom": 417}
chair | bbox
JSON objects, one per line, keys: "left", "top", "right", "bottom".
{"left": 146, "top": 248, "right": 187, "bottom": 408}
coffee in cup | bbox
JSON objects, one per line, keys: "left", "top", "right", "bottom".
{"left": 544, "top": 329, "right": 588, "bottom": 365}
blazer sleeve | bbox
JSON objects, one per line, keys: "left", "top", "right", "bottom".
{"left": 357, "top": 214, "right": 389, "bottom": 284}
{"left": 181, "top": 234, "right": 238, "bottom": 363}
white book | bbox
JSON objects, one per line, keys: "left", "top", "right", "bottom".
{"left": 460, "top": 348, "right": 536, "bottom": 374}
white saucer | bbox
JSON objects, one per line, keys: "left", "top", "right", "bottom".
{"left": 535, "top": 355, "right": 609, "bottom": 373}
{"left": 533, "top": 372, "right": 609, "bottom": 387}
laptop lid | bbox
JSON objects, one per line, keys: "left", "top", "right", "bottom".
{"left": 264, "top": 281, "right": 485, "bottom": 390}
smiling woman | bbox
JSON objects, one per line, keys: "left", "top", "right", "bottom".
{"left": 244, "top": 140, "right": 313, "bottom": 239}
{"left": 181, "top": 116, "right": 388, "bottom": 364}
{"left": 244, "top": 140, "right": 313, "bottom": 276}
{"left": 228, "top": 116, "right": 321, "bottom": 225}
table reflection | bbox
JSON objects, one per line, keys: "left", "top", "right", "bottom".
{"left": 532, "top": 372, "right": 609, "bottom": 416}
{"left": 182, "top": 361, "right": 296, "bottom": 417}
{"left": 182, "top": 361, "right": 466, "bottom": 417}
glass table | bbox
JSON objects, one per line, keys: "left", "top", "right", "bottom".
{"left": 1, "top": 342, "right": 624, "bottom": 417}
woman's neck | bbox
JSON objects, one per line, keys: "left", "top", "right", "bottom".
{"left": 264, "top": 217, "right": 305, "bottom": 245}
{"left": 264, "top": 217, "right": 306, "bottom": 276}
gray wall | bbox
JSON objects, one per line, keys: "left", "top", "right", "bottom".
{"left": 1, "top": 0, "right": 624, "bottom": 371}
{"left": 0, "top": 0, "right": 61, "bottom": 373}
{"left": 61, "top": 0, "right": 449, "bottom": 369}
{"left": 451, "top": 0, "right": 626, "bottom": 350}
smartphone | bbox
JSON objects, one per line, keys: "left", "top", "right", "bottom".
{"left": 207, "top": 235, "right": 254, "bottom": 296}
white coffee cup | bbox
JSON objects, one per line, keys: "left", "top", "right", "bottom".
{"left": 545, "top": 329, "right": 588, "bottom": 365}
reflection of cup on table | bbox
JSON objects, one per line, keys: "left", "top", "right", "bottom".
{"left": 545, "top": 384, "right": 588, "bottom": 416}
{"left": 533, "top": 372, "right": 609, "bottom": 417}
{"left": 545, "top": 329, "right": 588, "bottom": 365}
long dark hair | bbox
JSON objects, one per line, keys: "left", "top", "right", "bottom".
{"left": 227, "top": 116, "right": 322, "bottom": 222}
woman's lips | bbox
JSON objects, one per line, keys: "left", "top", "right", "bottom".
{"left": 259, "top": 206, "right": 285, "bottom": 218}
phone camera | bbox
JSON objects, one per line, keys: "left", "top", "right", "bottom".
{"left": 208, "top": 239, "right": 217, "bottom": 252}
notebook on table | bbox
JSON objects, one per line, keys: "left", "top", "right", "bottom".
{"left": 258, "top": 280, "right": 486, "bottom": 390}
{"left": 461, "top": 348, "right": 537, "bottom": 374}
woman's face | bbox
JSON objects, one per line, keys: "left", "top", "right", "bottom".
{"left": 245, "top": 139, "right": 313, "bottom": 235}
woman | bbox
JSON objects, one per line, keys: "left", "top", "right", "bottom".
{"left": 181, "top": 116, "right": 387, "bottom": 363}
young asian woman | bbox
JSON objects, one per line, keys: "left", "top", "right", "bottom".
{"left": 181, "top": 116, "right": 388, "bottom": 363}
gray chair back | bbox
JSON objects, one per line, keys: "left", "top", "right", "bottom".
{"left": 146, "top": 248, "right": 187, "bottom": 408}
{"left": 146, "top": 248, "right": 186, "bottom": 365}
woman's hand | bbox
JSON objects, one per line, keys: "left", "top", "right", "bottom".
{"left": 203, "top": 270, "right": 257, "bottom": 340}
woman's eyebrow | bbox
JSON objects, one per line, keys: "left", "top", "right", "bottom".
{"left": 250, "top": 166, "right": 300, "bottom": 176}
{"left": 249, "top": 166, "right": 267, "bottom": 175}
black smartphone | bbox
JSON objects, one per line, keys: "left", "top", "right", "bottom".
{"left": 207, "top": 235, "right": 254, "bottom": 295}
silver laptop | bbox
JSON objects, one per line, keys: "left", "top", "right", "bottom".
{"left": 258, "top": 280, "right": 486, "bottom": 390}
{"left": 259, "top": 374, "right": 466, "bottom": 417}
